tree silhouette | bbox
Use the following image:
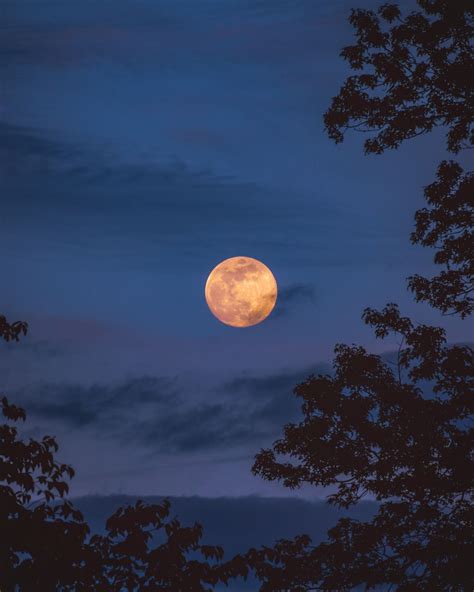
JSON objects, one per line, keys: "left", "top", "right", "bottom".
{"left": 244, "top": 1, "right": 473, "bottom": 590}
{"left": 0, "top": 317, "right": 248, "bottom": 591}
{"left": 408, "top": 160, "right": 473, "bottom": 318}
{"left": 0, "top": 318, "right": 89, "bottom": 591}
{"left": 79, "top": 499, "right": 248, "bottom": 591}
{"left": 324, "top": 1, "right": 473, "bottom": 155}
{"left": 324, "top": 0, "right": 473, "bottom": 317}
{"left": 0, "top": 315, "right": 28, "bottom": 343}
{"left": 249, "top": 305, "right": 473, "bottom": 589}
{"left": 0, "top": 396, "right": 89, "bottom": 591}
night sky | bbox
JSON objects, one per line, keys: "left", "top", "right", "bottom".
{"left": 2, "top": 0, "right": 470, "bottom": 513}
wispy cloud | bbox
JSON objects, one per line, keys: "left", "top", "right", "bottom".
{"left": 272, "top": 283, "right": 317, "bottom": 319}
{"left": 12, "top": 363, "right": 324, "bottom": 454}
{"left": 1, "top": 122, "right": 343, "bottom": 270}
{"left": 14, "top": 376, "right": 177, "bottom": 430}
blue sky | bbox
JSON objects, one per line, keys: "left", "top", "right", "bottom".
{"left": 1, "top": 0, "right": 470, "bottom": 503}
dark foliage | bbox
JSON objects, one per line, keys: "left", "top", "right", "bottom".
{"left": 408, "top": 160, "right": 473, "bottom": 317}
{"left": 80, "top": 500, "right": 248, "bottom": 591}
{"left": 0, "top": 395, "right": 89, "bottom": 591}
{"left": 250, "top": 304, "right": 474, "bottom": 590}
{"left": 324, "top": 0, "right": 473, "bottom": 318}
{"left": 0, "top": 318, "right": 87, "bottom": 590}
{"left": 0, "top": 316, "right": 28, "bottom": 343}
{"left": 324, "top": 0, "right": 474, "bottom": 155}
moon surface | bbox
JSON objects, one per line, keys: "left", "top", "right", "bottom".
{"left": 205, "top": 256, "right": 277, "bottom": 327}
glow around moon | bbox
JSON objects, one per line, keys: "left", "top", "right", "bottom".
{"left": 205, "top": 256, "right": 277, "bottom": 327}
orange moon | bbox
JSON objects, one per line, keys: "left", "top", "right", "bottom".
{"left": 205, "top": 256, "right": 277, "bottom": 328}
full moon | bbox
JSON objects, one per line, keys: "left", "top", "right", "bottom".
{"left": 205, "top": 256, "right": 278, "bottom": 327}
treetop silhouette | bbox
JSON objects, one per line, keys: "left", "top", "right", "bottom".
{"left": 409, "top": 160, "right": 473, "bottom": 317}
{"left": 324, "top": 0, "right": 473, "bottom": 155}
{"left": 324, "top": 0, "right": 474, "bottom": 318}
{"left": 249, "top": 304, "right": 473, "bottom": 588}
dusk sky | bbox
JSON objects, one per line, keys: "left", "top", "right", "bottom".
{"left": 1, "top": 0, "right": 470, "bottom": 509}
